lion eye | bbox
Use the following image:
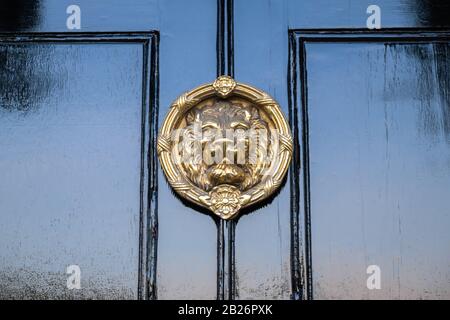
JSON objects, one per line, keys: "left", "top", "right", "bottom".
{"left": 232, "top": 123, "right": 249, "bottom": 131}
{"left": 202, "top": 127, "right": 217, "bottom": 138}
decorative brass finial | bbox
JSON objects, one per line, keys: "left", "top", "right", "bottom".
{"left": 158, "top": 76, "right": 293, "bottom": 220}
{"left": 213, "top": 75, "right": 236, "bottom": 97}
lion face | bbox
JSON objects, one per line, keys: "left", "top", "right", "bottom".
{"left": 178, "top": 100, "right": 272, "bottom": 192}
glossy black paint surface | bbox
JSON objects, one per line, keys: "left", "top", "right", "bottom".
{"left": 0, "top": 35, "right": 157, "bottom": 299}
{"left": 290, "top": 30, "right": 450, "bottom": 299}
{"left": 0, "top": 0, "right": 449, "bottom": 300}
{"left": 309, "top": 39, "right": 450, "bottom": 300}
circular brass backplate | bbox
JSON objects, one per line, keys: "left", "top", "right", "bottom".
{"left": 157, "top": 76, "right": 293, "bottom": 220}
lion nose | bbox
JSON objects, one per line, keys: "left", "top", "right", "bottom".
{"left": 213, "top": 138, "right": 237, "bottom": 163}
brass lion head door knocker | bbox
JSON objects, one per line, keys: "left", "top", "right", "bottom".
{"left": 158, "top": 76, "right": 293, "bottom": 219}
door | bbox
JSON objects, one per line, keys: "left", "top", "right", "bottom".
{"left": 0, "top": 0, "right": 449, "bottom": 300}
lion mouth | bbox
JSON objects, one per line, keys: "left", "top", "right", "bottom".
{"left": 207, "top": 163, "right": 245, "bottom": 186}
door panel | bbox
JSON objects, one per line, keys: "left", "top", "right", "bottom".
{"left": 0, "top": 39, "right": 149, "bottom": 299}
{"left": 307, "top": 40, "right": 450, "bottom": 299}
{"left": 290, "top": 30, "right": 450, "bottom": 299}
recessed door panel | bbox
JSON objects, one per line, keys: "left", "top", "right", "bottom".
{"left": 305, "top": 41, "right": 450, "bottom": 299}
{"left": 0, "top": 41, "right": 147, "bottom": 299}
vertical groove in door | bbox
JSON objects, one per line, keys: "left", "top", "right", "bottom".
{"left": 216, "top": 0, "right": 236, "bottom": 300}
{"left": 298, "top": 37, "right": 313, "bottom": 300}
{"left": 288, "top": 32, "right": 303, "bottom": 300}
{"left": 226, "top": 0, "right": 234, "bottom": 77}
{"left": 216, "top": 0, "right": 225, "bottom": 77}
{"left": 227, "top": 219, "right": 236, "bottom": 299}
{"left": 288, "top": 31, "right": 315, "bottom": 300}
{"left": 138, "top": 38, "right": 150, "bottom": 301}
{"left": 146, "top": 33, "right": 160, "bottom": 300}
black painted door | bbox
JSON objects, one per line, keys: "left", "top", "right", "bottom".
{"left": 0, "top": 0, "right": 449, "bottom": 300}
